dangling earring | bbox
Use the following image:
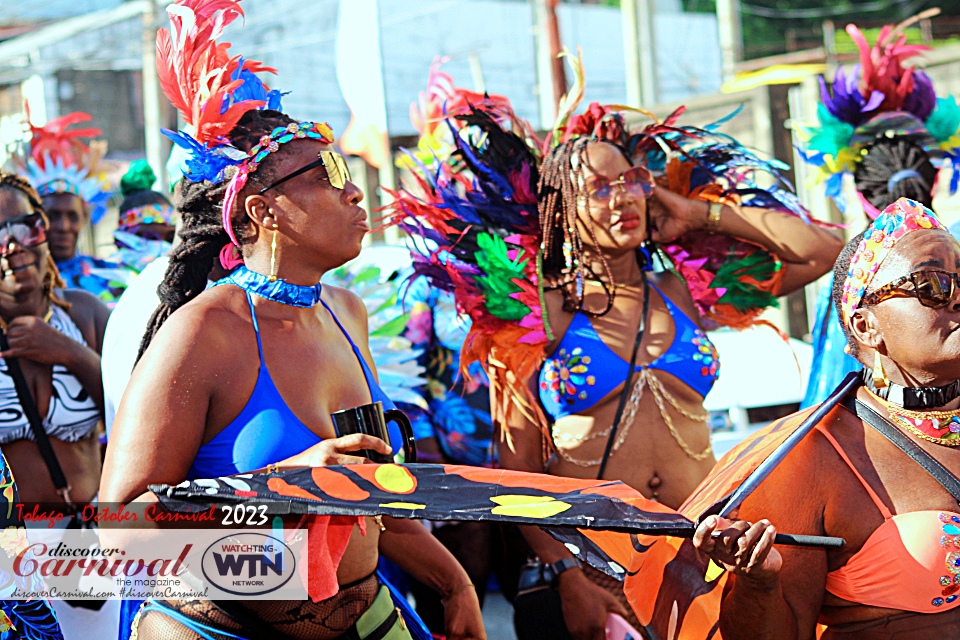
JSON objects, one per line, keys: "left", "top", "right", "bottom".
{"left": 268, "top": 228, "right": 279, "bottom": 282}
{"left": 873, "top": 351, "right": 888, "bottom": 389}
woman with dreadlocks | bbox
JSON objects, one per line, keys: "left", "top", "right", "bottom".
{"left": 386, "top": 56, "right": 843, "bottom": 638}
{"left": 0, "top": 170, "right": 107, "bottom": 507}
{"left": 100, "top": 2, "right": 483, "bottom": 639}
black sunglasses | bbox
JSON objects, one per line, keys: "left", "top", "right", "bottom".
{"left": 861, "top": 269, "right": 960, "bottom": 310}
{"left": 258, "top": 151, "right": 351, "bottom": 195}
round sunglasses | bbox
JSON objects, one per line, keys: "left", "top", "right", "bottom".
{"left": 861, "top": 269, "right": 960, "bottom": 310}
{"left": 583, "top": 166, "right": 656, "bottom": 202}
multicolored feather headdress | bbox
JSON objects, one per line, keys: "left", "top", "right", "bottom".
{"left": 798, "top": 19, "right": 960, "bottom": 212}
{"left": 385, "top": 58, "right": 824, "bottom": 442}
{"left": 157, "top": 0, "right": 337, "bottom": 254}
{"left": 12, "top": 108, "right": 111, "bottom": 224}
{"left": 157, "top": 0, "right": 282, "bottom": 185}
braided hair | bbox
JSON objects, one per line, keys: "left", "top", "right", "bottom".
{"left": 136, "top": 109, "right": 296, "bottom": 361}
{"left": 854, "top": 137, "right": 936, "bottom": 210}
{"left": 0, "top": 171, "right": 69, "bottom": 312}
{"left": 831, "top": 229, "right": 868, "bottom": 358}
{"left": 538, "top": 138, "right": 623, "bottom": 316}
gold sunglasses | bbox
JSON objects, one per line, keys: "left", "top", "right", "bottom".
{"left": 258, "top": 150, "right": 351, "bottom": 194}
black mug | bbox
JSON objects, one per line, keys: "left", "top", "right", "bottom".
{"left": 330, "top": 401, "right": 417, "bottom": 464}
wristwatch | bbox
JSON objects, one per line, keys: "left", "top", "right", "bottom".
{"left": 543, "top": 557, "right": 581, "bottom": 586}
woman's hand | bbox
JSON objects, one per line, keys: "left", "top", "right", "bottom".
{"left": 443, "top": 584, "right": 486, "bottom": 640}
{"left": 692, "top": 515, "right": 782, "bottom": 584}
{"left": 0, "top": 315, "right": 84, "bottom": 366}
{"left": 558, "top": 569, "right": 629, "bottom": 640}
{"left": 647, "top": 190, "right": 707, "bottom": 244}
{"left": 280, "top": 434, "right": 392, "bottom": 468}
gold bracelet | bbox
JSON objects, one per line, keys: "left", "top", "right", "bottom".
{"left": 706, "top": 201, "right": 723, "bottom": 233}
{"left": 441, "top": 583, "right": 475, "bottom": 604}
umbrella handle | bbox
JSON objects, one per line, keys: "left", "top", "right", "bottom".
{"left": 772, "top": 533, "right": 845, "bottom": 548}
{"left": 698, "top": 529, "right": 844, "bottom": 548}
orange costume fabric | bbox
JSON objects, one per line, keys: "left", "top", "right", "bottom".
{"left": 579, "top": 405, "right": 823, "bottom": 640}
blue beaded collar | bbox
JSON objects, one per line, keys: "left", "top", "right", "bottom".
{"left": 217, "top": 265, "right": 323, "bottom": 308}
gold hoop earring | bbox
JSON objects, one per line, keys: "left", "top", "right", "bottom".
{"left": 269, "top": 228, "right": 279, "bottom": 282}
{"left": 873, "top": 351, "right": 888, "bottom": 389}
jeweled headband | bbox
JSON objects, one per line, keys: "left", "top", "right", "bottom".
{"left": 220, "top": 121, "right": 335, "bottom": 247}
{"left": 119, "top": 203, "right": 177, "bottom": 230}
{"left": 840, "top": 197, "right": 945, "bottom": 325}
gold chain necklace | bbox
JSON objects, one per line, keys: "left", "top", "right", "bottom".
{"left": 552, "top": 368, "right": 712, "bottom": 466}
{"left": 868, "top": 390, "right": 960, "bottom": 447}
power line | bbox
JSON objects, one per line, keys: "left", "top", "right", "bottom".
{"left": 740, "top": 0, "right": 892, "bottom": 18}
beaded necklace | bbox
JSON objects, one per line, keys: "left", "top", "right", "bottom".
{"left": 868, "top": 389, "right": 960, "bottom": 447}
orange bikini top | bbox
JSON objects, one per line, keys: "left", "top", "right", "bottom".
{"left": 818, "top": 425, "right": 960, "bottom": 613}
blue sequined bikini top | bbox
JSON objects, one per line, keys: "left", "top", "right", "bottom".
{"left": 538, "top": 282, "right": 719, "bottom": 421}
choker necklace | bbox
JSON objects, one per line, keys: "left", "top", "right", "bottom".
{"left": 867, "top": 389, "right": 960, "bottom": 447}
{"left": 861, "top": 368, "right": 960, "bottom": 410}
{"left": 220, "top": 265, "right": 323, "bottom": 308}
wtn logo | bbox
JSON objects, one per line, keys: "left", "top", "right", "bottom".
{"left": 201, "top": 533, "right": 299, "bottom": 597}
{"left": 212, "top": 551, "right": 283, "bottom": 578}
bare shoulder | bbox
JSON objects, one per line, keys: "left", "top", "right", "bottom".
{"left": 140, "top": 286, "right": 250, "bottom": 367}
{"left": 60, "top": 288, "right": 109, "bottom": 347}
{"left": 649, "top": 269, "right": 701, "bottom": 322}
{"left": 61, "top": 287, "right": 107, "bottom": 311}
{"left": 738, "top": 407, "right": 846, "bottom": 528}
{"left": 321, "top": 283, "right": 368, "bottom": 337}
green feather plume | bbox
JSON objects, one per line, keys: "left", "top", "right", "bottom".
{"left": 807, "top": 104, "right": 855, "bottom": 157}
{"left": 120, "top": 159, "right": 157, "bottom": 196}
{"left": 711, "top": 251, "right": 781, "bottom": 312}
{"left": 475, "top": 232, "right": 529, "bottom": 321}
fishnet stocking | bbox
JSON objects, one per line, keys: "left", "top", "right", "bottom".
{"left": 133, "top": 573, "right": 380, "bottom": 640}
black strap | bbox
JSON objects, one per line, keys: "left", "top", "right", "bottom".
{"left": 597, "top": 274, "right": 649, "bottom": 480}
{"left": 0, "top": 330, "right": 71, "bottom": 498}
{"left": 841, "top": 395, "right": 960, "bottom": 502}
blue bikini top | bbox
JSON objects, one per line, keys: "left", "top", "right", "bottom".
{"left": 189, "top": 285, "right": 396, "bottom": 479}
{"left": 538, "top": 282, "right": 719, "bottom": 421}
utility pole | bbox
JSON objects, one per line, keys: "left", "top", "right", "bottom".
{"left": 716, "top": 0, "right": 743, "bottom": 85}
{"left": 141, "top": 0, "right": 166, "bottom": 190}
{"left": 621, "top": 0, "right": 657, "bottom": 107}
{"left": 532, "top": 0, "right": 558, "bottom": 128}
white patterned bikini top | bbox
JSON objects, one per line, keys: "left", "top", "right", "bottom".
{"left": 0, "top": 305, "right": 100, "bottom": 444}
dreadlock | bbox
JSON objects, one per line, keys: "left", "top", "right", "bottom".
{"left": 832, "top": 229, "right": 868, "bottom": 359}
{"left": 0, "top": 171, "right": 69, "bottom": 313}
{"left": 537, "top": 138, "right": 619, "bottom": 316}
{"left": 854, "top": 136, "right": 936, "bottom": 210}
{"left": 136, "top": 109, "right": 296, "bottom": 362}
